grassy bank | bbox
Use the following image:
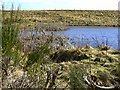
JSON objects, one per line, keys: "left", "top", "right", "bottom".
{"left": 3, "top": 10, "right": 118, "bottom": 30}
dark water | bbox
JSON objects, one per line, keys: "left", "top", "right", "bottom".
{"left": 20, "top": 26, "right": 119, "bottom": 49}
{"left": 52, "top": 26, "right": 119, "bottom": 49}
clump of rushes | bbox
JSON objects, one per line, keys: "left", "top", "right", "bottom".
{"left": 1, "top": 5, "right": 51, "bottom": 88}
{"left": 2, "top": 4, "right": 30, "bottom": 89}
{"left": 2, "top": 4, "right": 23, "bottom": 77}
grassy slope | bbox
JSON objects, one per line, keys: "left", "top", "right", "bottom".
{"left": 4, "top": 10, "right": 118, "bottom": 28}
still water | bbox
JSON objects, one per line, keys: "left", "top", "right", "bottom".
{"left": 20, "top": 26, "right": 119, "bottom": 49}
{"left": 53, "top": 26, "right": 119, "bottom": 49}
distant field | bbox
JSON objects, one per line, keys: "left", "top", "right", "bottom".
{"left": 3, "top": 10, "right": 118, "bottom": 28}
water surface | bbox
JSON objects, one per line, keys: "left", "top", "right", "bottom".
{"left": 20, "top": 26, "right": 119, "bottom": 49}
{"left": 53, "top": 26, "right": 118, "bottom": 49}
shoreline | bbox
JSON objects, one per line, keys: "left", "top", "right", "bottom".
{"left": 67, "top": 24, "right": 119, "bottom": 27}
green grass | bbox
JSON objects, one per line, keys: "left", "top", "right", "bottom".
{"left": 2, "top": 5, "right": 22, "bottom": 65}
{"left": 69, "top": 64, "right": 87, "bottom": 89}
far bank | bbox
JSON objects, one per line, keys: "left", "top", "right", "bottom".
{"left": 3, "top": 10, "right": 118, "bottom": 29}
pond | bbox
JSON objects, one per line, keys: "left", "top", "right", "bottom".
{"left": 20, "top": 26, "right": 119, "bottom": 49}
{"left": 51, "top": 26, "right": 119, "bottom": 49}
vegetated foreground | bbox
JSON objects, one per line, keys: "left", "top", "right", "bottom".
{"left": 2, "top": 31, "right": 120, "bottom": 89}
{"left": 3, "top": 10, "right": 118, "bottom": 29}
{"left": 2, "top": 9, "right": 120, "bottom": 89}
